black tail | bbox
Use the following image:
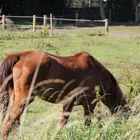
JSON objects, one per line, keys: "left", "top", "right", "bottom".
{"left": 0, "top": 54, "right": 20, "bottom": 115}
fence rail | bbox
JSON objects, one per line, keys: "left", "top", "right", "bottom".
{"left": 0, "top": 14, "right": 109, "bottom": 35}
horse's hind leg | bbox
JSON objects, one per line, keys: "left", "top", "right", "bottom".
{"left": 57, "top": 100, "right": 74, "bottom": 129}
{"left": 2, "top": 88, "right": 34, "bottom": 140}
{"left": 1, "top": 86, "right": 13, "bottom": 122}
{"left": 2, "top": 94, "right": 25, "bottom": 139}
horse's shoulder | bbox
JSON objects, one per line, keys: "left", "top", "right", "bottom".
{"left": 51, "top": 52, "right": 91, "bottom": 69}
{"left": 75, "top": 52, "right": 90, "bottom": 57}
{"left": 77, "top": 52, "right": 90, "bottom": 59}
{"left": 57, "top": 52, "right": 91, "bottom": 69}
{"left": 76, "top": 52, "right": 91, "bottom": 68}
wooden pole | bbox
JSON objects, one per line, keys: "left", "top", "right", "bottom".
{"left": 105, "top": 19, "right": 109, "bottom": 35}
{"left": 33, "top": 15, "right": 36, "bottom": 32}
{"left": 50, "top": 13, "right": 53, "bottom": 37}
{"left": 2, "top": 15, "right": 5, "bottom": 30}
{"left": 43, "top": 15, "right": 47, "bottom": 26}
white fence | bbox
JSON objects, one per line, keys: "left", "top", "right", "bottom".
{"left": 0, "top": 14, "right": 109, "bottom": 36}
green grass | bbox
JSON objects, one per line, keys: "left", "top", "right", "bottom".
{"left": 0, "top": 26, "right": 140, "bottom": 140}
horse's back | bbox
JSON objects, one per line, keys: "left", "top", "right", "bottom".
{"left": 12, "top": 51, "right": 114, "bottom": 101}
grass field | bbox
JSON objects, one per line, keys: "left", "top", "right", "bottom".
{"left": 0, "top": 25, "right": 140, "bottom": 140}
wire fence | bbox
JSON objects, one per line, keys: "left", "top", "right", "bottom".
{"left": 0, "top": 14, "right": 109, "bottom": 36}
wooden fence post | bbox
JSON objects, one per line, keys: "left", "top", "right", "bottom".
{"left": 2, "top": 15, "right": 5, "bottom": 30}
{"left": 33, "top": 15, "right": 36, "bottom": 32}
{"left": 105, "top": 19, "right": 109, "bottom": 35}
{"left": 43, "top": 15, "right": 47, "bottom": 26}
{"left": 50, "top": 13, "right": 53, "bottom": 37}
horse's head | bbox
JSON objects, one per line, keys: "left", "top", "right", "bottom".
{"left": 111, "top": 96, "right": 131, "bottom": 114}
{"left": 102, "top": 79, "right": 131, "bottom": 115}
{"left": 108, "top": 85, "right": 131, "bottom": 115}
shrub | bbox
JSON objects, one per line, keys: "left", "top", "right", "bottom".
{"left": 40, "top": 26, "right": 49, "bottom": 37}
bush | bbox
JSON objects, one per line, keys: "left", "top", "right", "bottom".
{"left": 40, "top": 26, "right": 49, "bottom": 37}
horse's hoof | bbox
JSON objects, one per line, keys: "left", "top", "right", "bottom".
{"left": 85, "top": 119, "right": 91, "bottom": 126}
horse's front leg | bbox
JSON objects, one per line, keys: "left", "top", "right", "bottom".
{"left": 57, "top": 100, "right": 74, "bottom": 129}
{"left": 83, "top": 102, "right": 96, "bottom": 126}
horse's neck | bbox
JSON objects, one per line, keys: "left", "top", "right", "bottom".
{"left": 116, "top": 86, "right": 127, "bottom": 106}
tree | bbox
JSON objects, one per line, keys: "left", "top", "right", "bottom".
{"left": 99, "top": 0, "right": 105, "bottom": 19}
{"left": 108, "top": 0, "right": 135, "bottom": 22}
{"left": 131, "top": 0, "right": 140, "bottom": 22}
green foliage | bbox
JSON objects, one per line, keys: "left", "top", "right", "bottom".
{"left": 87, "top": 30, "right": 105, "bottom": 37}
{"left": 103, "top": 118, "right": 123, "bottom": 140}
{"left": 40, "top": 26, "right": 49, "bottom": 38}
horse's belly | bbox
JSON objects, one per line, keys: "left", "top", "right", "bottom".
{"left": 33, "top": 83, "right": 64, "bottom": 103}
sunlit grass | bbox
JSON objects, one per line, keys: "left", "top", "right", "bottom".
{"left": 0, "top": 26, "right": 140, "bottom": 140}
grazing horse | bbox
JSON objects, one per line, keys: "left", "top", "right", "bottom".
{"left": 0, "top": 51, "right": 129, "bottom": 140}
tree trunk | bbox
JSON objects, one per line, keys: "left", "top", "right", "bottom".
{"left": 135, "top": 2, "right": 139, "bottom": 22}
{"left": 106, "top": 0, "right": 113, "bottom": 22}
{"left": 131, "top": 0, "right": 140, "bottom": 22}
{"left": 99, "top": 0, "right": 105, "bottom": 19}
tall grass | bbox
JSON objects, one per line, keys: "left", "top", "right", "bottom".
{"left": 0, "top": 26, "right": 140, "bottom": 140}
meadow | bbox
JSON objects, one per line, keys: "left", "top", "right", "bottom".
{"left": 0, "top": 25, "right": 140, "bottom": 140}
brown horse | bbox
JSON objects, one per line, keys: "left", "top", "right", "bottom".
{"left": 0, "top": 51, "right": 129, "bottom": 140}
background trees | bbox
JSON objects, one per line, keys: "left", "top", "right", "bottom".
{"left": 131, "top": 0, "right": 140, "bottom": 22}
{"left": 0, "top": 0, "right": 139, "bottom": 22}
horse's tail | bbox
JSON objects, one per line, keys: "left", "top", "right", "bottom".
{"left": 0, "top": 54, "right": 20, "bottom": 114}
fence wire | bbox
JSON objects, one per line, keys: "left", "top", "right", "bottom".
{"left": 0, "top": 15, "right": 108, "bottom": 35}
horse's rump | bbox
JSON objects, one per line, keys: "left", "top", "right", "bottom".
{"left": 0, "top": 51, "right": 32, "bottom": 114}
